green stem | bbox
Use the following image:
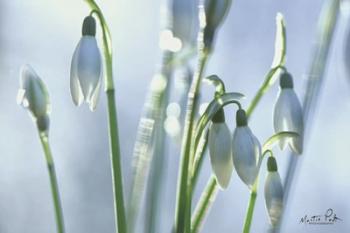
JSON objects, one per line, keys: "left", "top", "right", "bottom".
{"left": 85, "top": 1, "right": 127, "bottom": 232}
{"left": 246, "top": 65, "right": 285, "bottom": 118}
{"left": 38, "top": 133, "right": 65, "bottom": 233}
{"left": 191, "top": 176, "right": 218, "bottom": 233}
{"left": 106, "top": 90, "right": 127, "bottom": 233}
{"left": 175, "top": 48, "right": 209, "bottom": 233}
{"left": 190, "top": 130, "right": 209, "bottom": 190}
{"left": 242, "top": 182, "right": 258, "bottom": 233}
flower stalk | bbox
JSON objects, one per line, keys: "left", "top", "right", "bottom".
{"left": 38, "top": 133, "right": 65, "bottom": 233}
{"left": 242, "top": 181, "right": 258, "bottom": 233}
{"left": 85, "top": 1, "right": 127, "bottom": 232}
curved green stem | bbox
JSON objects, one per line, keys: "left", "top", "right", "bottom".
{"left": 38, "top": 133, "right": 65, "bottom": 233}
{"left": 246, "top": 65, "right": 286, "bottom": 118}
{"left": 204, "top": 75, "right": 226, "bottom": 96}
{"left": 85, "top": 1, "right": 127, "bottom": 233}
{"left": 263, "top": 149, "right": 274, "bottom": 159}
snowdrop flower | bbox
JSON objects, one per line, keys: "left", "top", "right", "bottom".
{"left": 232, "top": 109, "right": 261, "bottom": 188}
{"left": 274, "top": 71, "right": 304, "bottom": 154}
{"left": 264, "top": 156, "right": 283, "bottom": 226}
{"left": 171, "top": 0, "right": 197, "bottom": 47}
{"left": 17, "top": 65, "right": 50, "bottom": 132}
{"left": 70, "top": 15, "right": 102, "bottom": 111}
{"left": 208, "top": 108, "right": 233, "bottom": 189}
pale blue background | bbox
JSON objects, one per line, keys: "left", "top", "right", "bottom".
{"left": 0, "top": 0, "right": 349, "bottom": 232}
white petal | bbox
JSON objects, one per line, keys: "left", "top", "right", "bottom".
{"left": 264, "top": 172, "right": 284, "bottom": 226}
{"left": 74, "top": 36, "right": 102, "bottom": 102}
{"left": 88, "top": 77, "right": 102, "bottom": 111}
{"left": 208, "top": 122, "right": 233, "bottom": 189}
{"left": 70, "top": 42, "right": 84, "bottom": 106}
{"left": 232, "top": 126, "right": 261, "bottom": 188}
{"left": 274, "top": 89, "right": 304, "bottom": 154}
{"left": 17, "top": 88, "right": 26, "bottom": 106}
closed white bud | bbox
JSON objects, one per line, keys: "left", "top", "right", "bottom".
{"left": 202, "top": 0, "right": 231, "bottom": 30}
{"left": 232, "top": 109, "right": 261, "bottom": 188}
{"left": 70, "top": 16, "right": 102, "bottom": 111}
{"left": 199, "top": 0, "right": 231, "bottom": 49}
{"left": 208, "top": 119, "right": 233, "bottom": 189}
{"left": 274, "top": 72, "right": 304, "bottom": 154}
{"left": 264, "top": 157, "right": 283, "bottom": 226}
{"left": 17, "top": 65, "right": 50, "bottom": 132}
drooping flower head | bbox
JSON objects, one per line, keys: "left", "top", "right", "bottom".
{"left": 17, "top": 65, "right": 51, "bottom": 132}
{"left": 274, "top": 71, "right": 304, "bottom": 154}
{"left": 208, "top": 108, "right": 233, "bottom": 189}
{"left": 264, "top": 156, "right": 284, "bottom": 226}
{"left": 70, "top": 15, "right": 102, "bottom": 111}
{"left": 232, "top": 109, "right": 261, "bottom": 188}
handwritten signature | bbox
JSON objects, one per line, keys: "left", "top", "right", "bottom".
{"left": 300, "top": 208, "right": 342, "bottom": 225}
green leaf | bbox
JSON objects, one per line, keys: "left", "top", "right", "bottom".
{"left": 262, "top": 131, "right": 299, "bottom": 152}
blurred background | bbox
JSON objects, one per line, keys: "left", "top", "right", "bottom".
{"left": 0, "top": 0, "right": 349, "bottom": 232}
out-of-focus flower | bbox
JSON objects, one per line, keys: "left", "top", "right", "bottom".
{"left": 17, "top": 65, "right": 50, "bottom": 132}
{"left": 171, "top": 0, "right": 197, "bottom": 48}
{"left": 208, "top": 108, "right": 233, "bottom": 189}
{"left": 274, "top": 71, "right": 304, "bottom": 154}
{"left": 70, "top": 15, "right": 102, "bottom": 111}
{"left": 159, "top": 30, "right": 183, "bottom": 52}
{"left": 264, "top": 156, "right": 283, "bottom": 226}
{"left": 199, "top": 0, "right": 232, "bottom": 49}
{"left": 232, "top": 109, "right": 261, "bottom": 188}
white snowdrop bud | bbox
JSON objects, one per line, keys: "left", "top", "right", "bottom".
{"left": 232, "top": 109, "right": 261, "bottom": 188}
{"left": 17, "top": 65, "right": 50, "bottom": 132}
{"left": 264, "top": 156, "right": 284, "bottom": 226}
{"left": 199, "top": 0, "right": 231, "bottom": 50}
{"left": 208, "top": 108, "right": 233, "bottom": 189}
{"left": 70, "top": 15, "right": 102, "bottom": 111}
{"left": 273, "top": 71, "right": 304, "bottom": 154}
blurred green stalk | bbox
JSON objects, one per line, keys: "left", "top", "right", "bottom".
{"left": 144, "top": 51, "right": 173, "bottom": 233}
